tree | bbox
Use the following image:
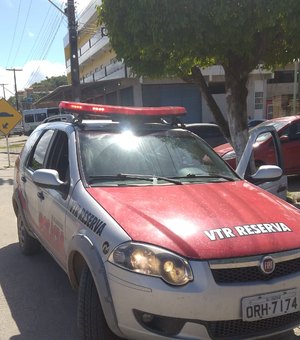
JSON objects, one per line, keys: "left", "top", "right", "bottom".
{"left": 98, "top": 0, "right": 300, "bottom": 161}
{"left": 8, "top": 75, "right": 67, "bottom": 110}
{"left": 31, "top": 75, "right": 67, "bottom": 93}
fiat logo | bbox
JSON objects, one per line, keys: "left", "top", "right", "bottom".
{"left": 260, "top": 256, "right": 275, "bottom": 274}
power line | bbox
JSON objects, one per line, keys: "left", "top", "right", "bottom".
{"left": 25, "top": 14, "right": 64, "bottom": 88}
{"left": 11, "top": 0, "right": 33, "bottom": 67}
{"left": 6, "top": 0, "right": 22, "bottom": 68}
{"left": 23, "top": 5, "right": 53, "bottom": 65}
{"left": 24, "top": 1, "right": 66, "bottom": 87}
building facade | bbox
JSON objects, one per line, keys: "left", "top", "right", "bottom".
{"left": 60, "top": 0, "right": 300, "bottom": 123}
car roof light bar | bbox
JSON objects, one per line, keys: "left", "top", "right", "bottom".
{"left": 59, "top": 101, "right": 186, "bottom": 118}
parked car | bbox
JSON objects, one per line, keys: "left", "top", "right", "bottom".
{"left": 248, "top": 118, "right": 266, "bottom": 128}
{"left": 185, "top": 122, "right": 227, "bottom": 147}
{"left": 8, "top": 122, "right": 24, "bottom": 136}
{"left": 13, "top": 101, "right": 300, "bottom": 340}
{"left": 234, "top": 125, "right": 288, "bottom": 200}
{"left": 215, "top": 115, "right": 300, "bottom": 176}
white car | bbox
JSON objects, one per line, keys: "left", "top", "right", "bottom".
{"left": 12, "top": 101, "right": 300, "bottom": 340}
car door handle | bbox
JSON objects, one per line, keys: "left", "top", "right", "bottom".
{"left": 37, "top": 191, "right": 44, "bottom": 200}
{"left": 21, "top": 176, "right": 27, "bottom": 183}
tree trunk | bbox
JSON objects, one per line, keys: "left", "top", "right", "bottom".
{"left": 183, "top": 66, "right": 230, "bottom": 140}
{"left": 223, "top": 64, "right": 249, "bottom": 163}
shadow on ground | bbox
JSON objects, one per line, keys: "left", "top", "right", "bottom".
{"left": 0, "top": 243, "right": 79, "bottom": 340}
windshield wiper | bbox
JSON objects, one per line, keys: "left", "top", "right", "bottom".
{"left": 180, "top": 173, "right": 236, "bottom": 182}
{"left": 88, "top": 173, "right": 183, "bottom": 185}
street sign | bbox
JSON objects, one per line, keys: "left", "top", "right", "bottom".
{"left": 0, "top": 98, "right": 22, "bottom": 135}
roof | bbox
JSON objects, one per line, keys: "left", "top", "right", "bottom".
{"left": 34, "top": 78, "right": 138, "bottom": 108}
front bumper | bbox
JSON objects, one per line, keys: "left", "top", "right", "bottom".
{"left": 105, "top": 258, "right": 300, "bottom": 340}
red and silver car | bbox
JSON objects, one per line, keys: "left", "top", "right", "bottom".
{"left": 215, "top": 115, "right": 300, "bottom": 176}
{"left": 12, "top": 101, "right": 300, "bottom": 340}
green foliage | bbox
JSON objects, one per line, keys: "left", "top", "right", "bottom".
{"left": 10, "top": 75, "right": 67, "bottom": 109}
{"left": 8, "top": 96, "right": 16, "bottom": 108}
{"left": 31, "top": 75, "right": 67, "bottom": 92}
{"left": 99, "top": 0, "right": 300, "bottom": 77}
{"left": 98, "top": 0, "right": 300, "bottom": 159}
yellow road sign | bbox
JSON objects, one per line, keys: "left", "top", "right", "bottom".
{"left": 0, "top": 98, "right": 22, "bottom": 135}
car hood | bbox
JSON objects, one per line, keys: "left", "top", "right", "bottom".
{"left": 86, "top": 181, "right": 300, "bottom": 260}
{"left": 214, "top": 142, "right": 233, "bottom": 156}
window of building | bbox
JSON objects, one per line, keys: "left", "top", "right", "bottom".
{"left": 268, "top": 70, "right": 295, "bottom": 84}
{"left": 255, "top": 92, "right": 264, "bottom": 110}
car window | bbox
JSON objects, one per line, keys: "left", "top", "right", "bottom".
{"left": 186, "top": 125, "right": 227, "bottom": 147}
{"left": 45, "top": 130, "right": 69, "bottom": 182}
{"left": 27, "top": 129, "right": 55, "bottom": 171}
{"left": 79, "top": 129, "right": 238, "bottom": 185}
{"left": 20, "top": 129, "right": 43, "bottom": 163}
{"left": 289, "top": 122, "right": 300, "bottom": 140}
{"left": 36, "top": 112, "right": 47, "bottom": 122}
{"left": 279, "top": 126, "right": 289, "bottom": 138}
{"left": 24, "top": 114, "right": 34, "bottom": 123}
{"left": 253, "top": 120, "right": 287, "bottom": 143}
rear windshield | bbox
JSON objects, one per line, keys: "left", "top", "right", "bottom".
{"left": 78, "top": 128, "right": 238, "bottom": 186}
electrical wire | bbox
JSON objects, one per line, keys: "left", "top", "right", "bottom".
{"left": 23, "top": 0, "right": 67, "bottom": 87}
{"left": 11, "top": 0, "right": 33, "bottom": 67}
{"left": 25, "top": 13, "right": 65, "bottom": 87}
{"left": 5, "top": 0, "right": 22, "bottom": 68}
{"left": 24, "top": 5, "right": 53, "bottom": 65}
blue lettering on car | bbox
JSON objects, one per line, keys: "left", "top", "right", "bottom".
{"left": 69, "top": 202, "right": 106, "bottom": 236}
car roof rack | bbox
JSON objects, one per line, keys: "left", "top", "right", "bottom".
{"left": 42, "top": 113, "right": 75, "bottom": 124}
{"left": 59, "top": 101, "right": 186, "bottom": 124}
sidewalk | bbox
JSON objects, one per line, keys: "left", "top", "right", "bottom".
{"left": 0, "top": 135, "right": 26, "bottom": 172}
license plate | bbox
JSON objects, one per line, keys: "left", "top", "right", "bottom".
{"left": 242, "top": 288, "right": 299, "bottom": 321}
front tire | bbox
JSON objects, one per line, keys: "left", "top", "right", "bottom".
{"left": 17, "top": 212, "right": 42, "bottom": 255}
{"left": 78, "top": 265, "right": 122, "bottom": 340}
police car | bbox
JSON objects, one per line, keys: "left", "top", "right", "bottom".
{"left": 12, "top": 101, "right": 300, "bottom": 340}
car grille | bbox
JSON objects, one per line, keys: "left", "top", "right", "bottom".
{"left": 212, "top": 256, "right": 300, "bottom": 283}
{"left": 205, "top": 312, "right": 300, "bottom": 339}
{"left": 209, "top": 249, "right": 300, "bottom": 284}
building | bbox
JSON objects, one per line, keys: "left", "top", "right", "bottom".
{"left": 36, "top": 0, "right": 299, "bottom": 123}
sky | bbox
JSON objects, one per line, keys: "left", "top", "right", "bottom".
{"left": 0, "top": 0, "right": 88, "bottom": 99}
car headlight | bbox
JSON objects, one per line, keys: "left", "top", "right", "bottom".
{"left": 222, "top": 150, "right": 236, "bottom": 160}
{"left": 108, "top": 242, "right": 193, "bottom": 286}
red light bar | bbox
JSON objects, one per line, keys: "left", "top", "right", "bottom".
{"left": 59, "top": 101, "right": 186, "bottom": 117}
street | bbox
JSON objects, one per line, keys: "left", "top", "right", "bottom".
{"left": 0, "top": 135, "right": 300, "bottom": 340}
{"left": 0, "top": 148, "right": 79, "bottom": 340}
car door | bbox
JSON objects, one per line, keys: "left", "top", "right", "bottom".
{"left": 281, "top": 121, "right": 300, "bottom": 175}
{"left": 236, "top": 125, "right": 288, "bottom": 200}
{"left": 35, "top": 130, "right": 70, "bottom": 268}
{"left": 23, "top": 129, "right": 55, "bottom": 234}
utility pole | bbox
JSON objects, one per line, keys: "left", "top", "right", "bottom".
{"left": 48, "top": 0, "right": 81, "bottom": 102}
{"left": 0, "top": 83, "right": 8, "bottom": 99}
{"left": 66, "top": 0, "right": 81, "bottom": 102}
{"left": 6, "top": 68, "right": 22, "bottom": 111}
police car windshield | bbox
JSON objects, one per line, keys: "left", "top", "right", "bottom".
{"left": 78, "top": 129, "right": 238, "bottom": 186}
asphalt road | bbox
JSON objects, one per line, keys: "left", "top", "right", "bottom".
{"left": 0, "top": 135, "right": 300, "bottom": 340}
{"left": 0, "top": 142, "right": 79, "bottom": 339}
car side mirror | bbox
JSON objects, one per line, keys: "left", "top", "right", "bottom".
{"left": 249, "top": 165, "right": 283, "bottom": 182}
{"left": 32, "top": 169, "right": 65, "bottom": 188}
